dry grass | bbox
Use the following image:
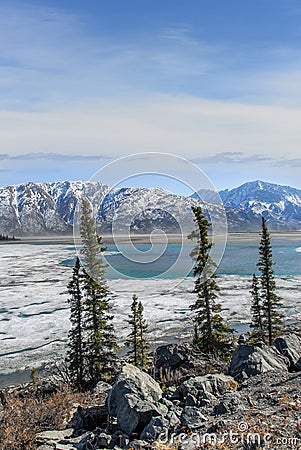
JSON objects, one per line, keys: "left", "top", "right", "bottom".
{"left": 0, "top": 384, "right": 93, "bottom": 450}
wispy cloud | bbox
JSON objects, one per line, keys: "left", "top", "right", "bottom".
{"left": 1, "top": 96, "right": 301, "bottom": 159}
{"left": 1, "top": 1, "right": 301, "bottom": 190}
{"left": 4, "top": 1, "right": 301, "bottom": 111}
{"left": 273, "top": 158, "right": 301, "bottom": 168}
{"left": 0, "top": 4, "right": 221, "bottom": 111}
{"left": 1, "top": 1, "right": 301, "bottom": 113}
{"left": 193, "top": 152, "right": 272, "bottom": 165}
{"left": 0, "top": 152, "right": 109, "bottom": 161}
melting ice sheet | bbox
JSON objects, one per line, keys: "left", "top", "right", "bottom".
{"left": 0, "top": 242, "right": 300, "bottom": 375}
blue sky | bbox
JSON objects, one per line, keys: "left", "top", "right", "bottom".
{"left": 1, "top": 0, "right": 301, "bottom": 192}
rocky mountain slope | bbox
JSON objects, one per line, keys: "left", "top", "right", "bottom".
{"left": 0, "top": 180, "right": 300, "bottom": 235}
{"left": 220, "top": 180, "right": 301, "bottom": 231}
{"left": 0, "top": 181, "right": 228, "bottom": 236}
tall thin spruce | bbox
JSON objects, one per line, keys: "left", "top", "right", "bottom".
{"left": 125, "top": 294, "right": 150, "bottom": 369}
{"left": 66, "top": 257, "right": 85, "bottom": 391}
{"left": 79, "top": 198, "right": 118, "bottom": 385}
{"left": 257, "top": 216, "right": 284, "bottom": 345}
{"left": 189, "top": 206, "right": 233, "bottom": 356}
{"left": 67, "top": 199, "right": 118, "bottom": 390}
{"left": 250, "top": 273, "right": 264, "bottom": 340}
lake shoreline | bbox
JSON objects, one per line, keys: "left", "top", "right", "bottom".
{"left": 1, "top": 231, "right": 301, "bottom": 246}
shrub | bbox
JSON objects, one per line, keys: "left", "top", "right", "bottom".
{"left": 0, "top": 384, "right": 93, "bottom": 450}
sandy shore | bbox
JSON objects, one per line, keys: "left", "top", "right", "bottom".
{"left": 2, "top": 231, "right": 301, "bottom": 246}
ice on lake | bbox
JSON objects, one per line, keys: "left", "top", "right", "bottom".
{"left": 0, "top": 242, "right": 300, "bottom": 375}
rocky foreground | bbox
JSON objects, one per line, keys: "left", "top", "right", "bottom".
{"left": 1, "top": 332, "right": 301, "bottom": 450}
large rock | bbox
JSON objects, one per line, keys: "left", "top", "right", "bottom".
{"left": 92, "top": 381, "right": 112, "bottom": 398}
{"left": 212, "top": 391, "right": 244, "bottom": 416}
{"left": 180, "top": 406, "right": 207, "bottom": 429}
{"left": 296, "top": 357, "right": 301, "bottom": 371}
{"left": 107, "top": 364, "right": 163, "bottom": 434}
{"left": 36, "top": 429, "right": 92, "bottom": 449}
{"left": 35, "top": 429, "right": 74, "bottom": 445}
{"left": 154, "top": 344, "right": 227, "bottom": 380}
{"left": 229, "top": 342, "right": 288, "bottom": 380}
{"left": 69, "top": 404, "right": 108, "bottom": 432}
{"left": 155, "top": 344, "right": 193, "bottom": 370}
{"left": 173, "top": 374, "right": 236, "bottom": 407}
{"left": 274, "top": 333, "right": 301, "bottom": 370}
{"left": 140, "top": 417, "right": 169, "bottom": 442}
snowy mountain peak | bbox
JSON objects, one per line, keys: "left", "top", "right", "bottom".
{"left": 0, "top": 180, "right": 300, "bottom": 235}
{"left": 219, "top": 180, "right": 301, "bottom": 230}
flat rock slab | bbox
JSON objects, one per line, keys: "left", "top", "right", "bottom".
{"left": 36, "top": 429, "right": 74, "bottom": 444}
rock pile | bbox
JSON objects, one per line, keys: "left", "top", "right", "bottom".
{"left": 33, "top": 333, "right": 301, "bottom": 450}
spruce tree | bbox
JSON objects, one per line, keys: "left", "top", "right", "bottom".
{"left": 257, "top": 216, "right": 284, "bottom": 345}
{"left": 80, "top": 198, "right": 118, "bottom": 385}
{"left": 189, "top": 206, "right": 233, "bottom": 356}
{"left": 125, "top": 294, "right": 150, "bottom": 369}
{"left": 137, "top": 300, "right": 150, "bottom": 368}
{"left": 80, "top": 198, "right": 106, "bottom": 282}
{"left": 66, "top": 257, "right": 85, "bottom": 391}
{"left": 82, "top": 271, "right": 117, "bottom": 383}
{"left": 250, "top": 273, "right": 264, "bottom": 341}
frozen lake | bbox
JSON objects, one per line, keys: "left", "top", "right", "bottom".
{"left": 0, "top": 237, "right": 300, "bottom": 383}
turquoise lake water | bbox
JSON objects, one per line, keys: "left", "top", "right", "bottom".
{"left": 61, "top": 236, "right": 301, "bottom": 279}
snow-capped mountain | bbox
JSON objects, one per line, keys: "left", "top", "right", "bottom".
{"left": 219, "top": 180, "right": 301, "bottom": 230}
{"left": 0, "top": 181, "right": 228, "bottom": 236}
{"left": 0, "top": 181, "right": 110, "bottom": 235}
{"left": 0, "top": 180, "right": 300, "bottom": 235}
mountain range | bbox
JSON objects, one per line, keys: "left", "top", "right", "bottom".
{"left": 219, "top": 180, "right": 301, "bottom": 231}
{"left": 0, "top": 180, "right": 300, "bottom": 235}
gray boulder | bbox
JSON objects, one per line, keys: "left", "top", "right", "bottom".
{"left": 212, "top": 391, "right": 244, "bottom": 416}
{"left": 129, "top": 439, "right": 151, "bottom": 449}
{"left": 174, "top": 373, "right": 236, "bottom": 407}
{"left": 154, "top": 343, "right": 227, "bottom": 379}
{"left": 229, "top": 342, "right": 287, "bottom": 380}
{"left": 35, "top": 429, "right": 74, "bottom": 445}
{"left": 93, "top": 381, "right": 112, "bottom": 398}
{"left": 140, "top": 416, "right": 169, "bottom": 441}
{"left": 96, "top": 432, "right": 111, "bottom": 448}
{"left": 165, "top": 409, "right": 181, "bottom": 429}
{"left": 180, "top": 406, "right": 207, "bottom": 429}
{"left": 107, "top": 364, "right": 163, "bottom": 434}
{"left": 274, "top": 333, "right": 301, "bottom": 370}
{"left": 36, "top": 430, "right": 93, "bottom": 450}
{"left": 155, "top": 343, "right": 193, "bottom": 370}
{"left": 110, "top": 430, "right": 129, "bottom": 448}
{"left": 69, "top": 404, "right": 108, "bottom": 431}
{"left": 36, "top": 446, "right": 55, "bottom": 450}
{"left": 185, "top": 393, "right": 197, "bottom": 406}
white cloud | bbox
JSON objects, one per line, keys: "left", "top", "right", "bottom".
{"left": 0, "top": 95, "right": 300, "bottom": 161}
{"left": 1, "top": 1, "right": 301, "bottom": 192}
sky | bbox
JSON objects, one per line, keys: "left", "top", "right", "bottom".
{"left": 0, "top": 0, "right": 301, "bottom": 192}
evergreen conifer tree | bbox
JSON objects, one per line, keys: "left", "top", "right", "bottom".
{"left": 137, "top": 300, "right": 150, "bottom": 368}
{"left": 66, "top": 257, "right": 85, "bottom": 390}
{"left": 257, "top": 216, "right": 284, "bottom": 345}
{"left": 125, "top": 294, "right": 150, "bottom": 369}
{"left": 250, "top": 273, "right": 264, "bottom": 340}
{"left": 189, "top": 206, "right": 233, "bottom": 356}
{"left": 80, "top": 198, "right": 117, "bottom": 386}
{"left": 80, "top": 199, "right": 106, "bottom": 282}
